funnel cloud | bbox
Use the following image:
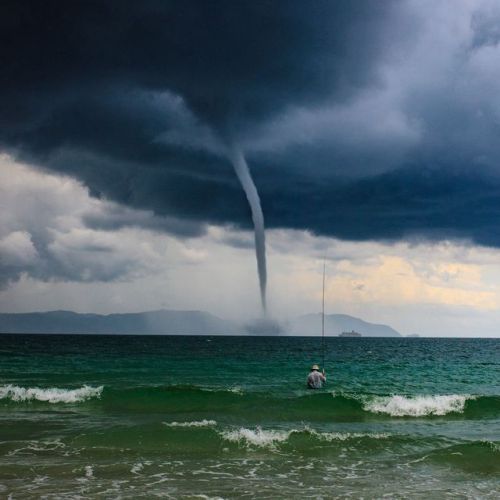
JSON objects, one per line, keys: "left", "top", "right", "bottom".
{"left": 228, "top": 147, "right": 267, "bottom": 312}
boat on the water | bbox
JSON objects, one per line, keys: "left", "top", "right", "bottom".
{"left": 339, "top": 330, "right": 362, "bottom": 337}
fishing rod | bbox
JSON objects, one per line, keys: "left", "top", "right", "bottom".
{"left": 322, "top": 258, "right": 326, "bottom": 370}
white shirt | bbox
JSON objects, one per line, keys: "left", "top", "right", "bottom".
{"left": 307, "top": 370, "right": 326, "bottom": 389}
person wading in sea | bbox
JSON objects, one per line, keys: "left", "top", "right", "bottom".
{"left": 307, "top": 364, "right": 326, "bottom": 389}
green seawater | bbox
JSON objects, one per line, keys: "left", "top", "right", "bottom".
{"left": 0, "top": 335, "right": 498, "bottom": 498}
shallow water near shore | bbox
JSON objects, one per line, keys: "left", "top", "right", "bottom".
{"left": 0, "top": 334, "right": 499, "bottom": 498}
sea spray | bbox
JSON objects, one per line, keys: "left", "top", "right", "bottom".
{"left": 220, "top": 427, "right": 290, "bottom": 449}
{"left": 364, "top": 394, "right": 473, "bottom": 417}
{"left": 163, "top": 419, "right": 217, "bottom": 428}
{"left": 0, "top": 384, "right": 103, "bottom": 403}
{"left": 228, "top": 146, "right": 267, "bottom": 312}
{"left": 219, "top": 426, "right": 390, "bottom": 450}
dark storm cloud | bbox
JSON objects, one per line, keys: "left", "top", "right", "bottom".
{"left": 260, "top": 164, "right": 500, "bottom": 246}
{"left": 2, "top": 0, "right": 500, "bottom": 247}
{"left": 0, "top": 0, "right": 393, "bottom": 133}
{"left": 83, "top": 202, "right": 206, "bottom": 238}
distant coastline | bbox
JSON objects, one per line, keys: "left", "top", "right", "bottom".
{"left": 0, "top": 310, "right": 402, "bottom": 337}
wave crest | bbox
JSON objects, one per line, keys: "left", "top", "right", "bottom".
{"left": 163, "top": 419, "right": 217, "bottom": 428}
{"left": 364, "top": 394, "right": 473, "bottom": 417}
{"left": 221, "top": 427, "right": 290, "bottom": 448}
{"left": 308, "top": 429, "right": 389, "bottom": 441}
{"left": 219, "top": 427, "right": 389, "bottom": 449}
{"left": 0, "top": 384, "right": 103, "bottom": 403}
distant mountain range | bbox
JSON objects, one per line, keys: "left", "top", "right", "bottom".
{"left": 0, "top": 310, "right": 240, "bottom": 335}
{"left": 0, "top": 310, "right": 401, "bottom": 337}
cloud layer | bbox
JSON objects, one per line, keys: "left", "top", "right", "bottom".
{"left": 2, "top": 1, "right": 500, "bottom": 247}
{"left": 0, "top": 154, "right": 183, "bottom": 288}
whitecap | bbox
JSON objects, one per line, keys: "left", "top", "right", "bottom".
{"left": 364, "top": 394, "right": 473, "bottom": 417}
{"left": 220, "top": 427, "right": 291, "bottom": 448}
{"left": 131, "top": 462, "right": 144, "bottom": 474}
{"left": 190, "top": 495, "right": 225, "bottom": 500}
{"left": 219, "top": 426, "right": 389, "bottom": 449}
{"left": 0, "top": 384, "right": 103, "bottom": 403}
{"left": 199, "top": 386, "right": 243, "bottom": 395}
{"left": 163, "top": 419, "right": 217, "bottom": 428}
{"left": 308, "top": 430, "right": 389, "bottom": 441}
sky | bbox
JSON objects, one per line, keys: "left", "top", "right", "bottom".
{"left": 2, "top": 0, "right": 500, "bottom": 336}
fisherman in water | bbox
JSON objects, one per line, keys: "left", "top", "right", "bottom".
{"left": 307, "top": 364, "right": 326, "bottom": 389}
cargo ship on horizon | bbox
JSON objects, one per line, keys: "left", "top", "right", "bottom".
{"left": 339, "top": 330, "right": 362, "bottom": 337}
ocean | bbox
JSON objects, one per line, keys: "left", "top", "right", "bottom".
{"left": 0, "top": 335, "right": 498, "bottom": 498}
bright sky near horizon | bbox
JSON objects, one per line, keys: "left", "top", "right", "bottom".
{"left": 3, "top": 1, "right": 500, "bottom": 337}
{"left": 3, "top": 155, "right": 500, "bottom": 337}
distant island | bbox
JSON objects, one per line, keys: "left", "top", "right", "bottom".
{"left": 0, "top": 310, "right": 402, "bottom": 336}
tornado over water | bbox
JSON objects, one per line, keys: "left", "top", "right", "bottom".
{"left": 229, "top": 147, "right": 267, "bottom": 313}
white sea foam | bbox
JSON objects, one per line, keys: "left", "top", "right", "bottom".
{"left": 220, "top": 427, "right": 389, "bottom": 449}
{"left": 200, "top": 386, "right": 243, "bottom": 395}
{"left": 0, "top": 384, "right": 103, "bottom": 403}
{"left": 164, "top": 420, "right": 217, "bottom": 428}
{"left": 131, "top": 462, "right": 144, "bottom": 474}
{"left": 364, "top": 394, "right": 473, "bottom": 417}
{"left": 308, "top": 430, "right": 389, "bottom": 441}
{"left": 220, "top": 427, "right": 291, "bottom": 448}
{"left": 7, "top": 439, "right": 66, "bottom": 456}
{"left": 190, "top": 496, "right": 225, "bottom": 500}
{"left": 486, "top": 441, "right": 500, "bottom": 452}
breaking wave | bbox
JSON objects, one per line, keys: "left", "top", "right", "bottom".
{"left": 1, "top": 383, "right": 497, "bottom": 420}
{"left": 221, "top": 427, "right": 291, "bottom": 448}
{"left": 0, "top": 384, "right": 103, "bottom": 403}
{"left": 163, "top": 419, "right": 217, "bottom": 428}
{"left": 363, "top": 394, "right": 473, "bottom": 417}
{"left": 219, "top": 427, "right": 389, "bottom": 449}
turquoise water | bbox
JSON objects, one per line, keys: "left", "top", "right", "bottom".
{"left": 0, "top": 335, "right": 499, "bottom": 498}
